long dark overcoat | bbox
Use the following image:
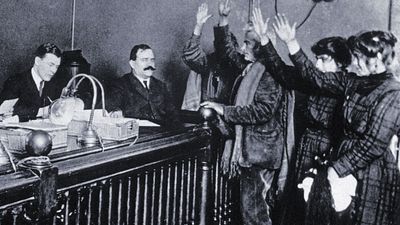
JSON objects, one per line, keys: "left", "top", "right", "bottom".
{"left": 290, "top": 49, "right": 400, "bottom": 225}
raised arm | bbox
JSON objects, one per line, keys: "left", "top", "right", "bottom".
{"left": 252, "top": 8, "right": 307, "bottom": 91}
{"left": 182, "top": 3, "right": 212, "bottom": 75}
{"left": 213, "top": 0, "right": 247, "bottom": 71}
{"left": 273, "top": 13, "right": 347, "bottom": 96}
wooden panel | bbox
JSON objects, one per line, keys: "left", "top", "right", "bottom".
{"left": 0, "top": 125, "right": 241, "bottom": 225}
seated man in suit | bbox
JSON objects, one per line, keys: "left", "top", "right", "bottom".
{"left": 0, "top": 43, "right": 63, "bottom": 122}
{"left": 106, "top": 44, "right": 182, "bottom": 128}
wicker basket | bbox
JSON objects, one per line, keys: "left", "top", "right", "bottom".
{"left": 0, "top": 141, "right": 15, "bottom": 175}
{"left": 67, "top": 110, "right": 139, "bottom": 141}
{"left": 0, "top": 121, "right": 68, "bottom": 156}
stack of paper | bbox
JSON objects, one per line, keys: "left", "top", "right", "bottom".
{"left": 0, "top": 98, "right": 18, "bottom": 115}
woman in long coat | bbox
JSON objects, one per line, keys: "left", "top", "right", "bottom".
{"left": 270, "top": 14, "right": 400, "bottom": 225}
{"left": 254, "top": 29, "right": 352, "bottom": 225}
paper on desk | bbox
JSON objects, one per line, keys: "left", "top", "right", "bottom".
{"left": 138, "top": 120, "right": 160, "bottom": 127}
{"left": 0, "top": 98, "right": 18, "bottom": 114}
{"left": 1, "top": 115, "right": 19, "bottom": 123}
{"left": 73, "top": 110, "right": 139, "bottom": 125}
{"left": 3, "top": 119, "right": 67, "bottom": 131}
{"left": 73, "top": 110, "right": 158, "bottom": 126}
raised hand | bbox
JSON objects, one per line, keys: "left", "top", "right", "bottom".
{"left": 196, "top": 3, "right": 212, "bottom": 26}
{"left": 273, "top": 13, "right": 297, "bottom": 44}
{"left": 252, "top": 7, "right": 270, "bottom": 45}
{"left": 218, "top": 0, "right": 231, "bottom": 17}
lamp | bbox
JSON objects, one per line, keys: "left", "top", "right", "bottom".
{"left": 49, "top": 73, "right": 106, "bottom": 147}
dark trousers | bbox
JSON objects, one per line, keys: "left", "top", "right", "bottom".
{"left": 240, "top": 167, "right": 276, "bottom": 225}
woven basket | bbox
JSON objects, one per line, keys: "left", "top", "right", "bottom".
{"left": 67, "top": 111, "right": 139, "bottom": 141}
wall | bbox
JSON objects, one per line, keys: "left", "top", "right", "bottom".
{"left": 258, "top": 0, "right": 390, "bottom": 64}
{"left": 0, "top": 0, "right": 394, "bottom": 105}
{"left": 0, "top": 0, "right": 71, "bottom": 87}
{"left": 391, "top": 0, "right": 400, "bottom": 54}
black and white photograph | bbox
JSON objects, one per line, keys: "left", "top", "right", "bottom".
{"left": 0, "top": 0, "right": 399, "bottom": 224}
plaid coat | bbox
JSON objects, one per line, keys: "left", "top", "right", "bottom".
{"left": 260, "top": 43, "right": 344, "bottom": 182}
{"left": 290, "top": 49, "right": 400, "bottom": 225}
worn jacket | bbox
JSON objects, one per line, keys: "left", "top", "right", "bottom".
{"left": 215, "top": 25, "right": 286, "bottom": 169}
{"left": 106, "top": 73, "right": 181, "bottom": 128}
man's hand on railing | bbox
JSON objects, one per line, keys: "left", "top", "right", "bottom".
{"left": 200, "top": 101, "right": 224, "bottom": 116}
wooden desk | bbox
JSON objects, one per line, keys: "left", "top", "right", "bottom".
{"left": 0, "top": 123, "right": 240, "bottom": 225}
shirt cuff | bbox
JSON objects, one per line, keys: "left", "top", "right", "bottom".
{"left": 332, "top": 157, "right": 353, "bottom": 177}
{"left": 222, "top": 105, "right": 234, "bottom": 123}
{"left": 289, "top": 49, "right": 307, "bottom": 66}
{"left": 191, "top": 34, "right": 201, "bottom": 43}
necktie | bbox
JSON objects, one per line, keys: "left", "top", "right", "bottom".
{"left": 143, "top": 80, "right": 149, "bottom": 91}
{"left": 143, "top": 80, "right": 154, "bottom": 119}
{"left": 39, "top": 81, "right": 45, "bottom": 97}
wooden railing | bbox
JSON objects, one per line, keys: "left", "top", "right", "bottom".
{"left": 0, "top": 123, "right": 240, "bottom": 225}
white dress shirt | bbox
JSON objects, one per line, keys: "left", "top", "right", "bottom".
{"left": 134, "top": 75, "right": 150, "bottom": 90}
{"left": 31, "top": 68, "right": 44, "bottom": 92}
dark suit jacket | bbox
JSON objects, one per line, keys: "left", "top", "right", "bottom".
{"left": 106, "top": 73, "right": 181, "bottom": 128}
{"left": 0, "top": 70, "right": 65, "bottom": 122}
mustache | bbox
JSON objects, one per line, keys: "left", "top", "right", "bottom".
{"left": 144, "top": 66, "right": 156, "bottom": 71}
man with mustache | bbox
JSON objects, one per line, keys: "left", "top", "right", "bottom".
{"left": 106, "top": 44, "right": 181, "bottom": 128}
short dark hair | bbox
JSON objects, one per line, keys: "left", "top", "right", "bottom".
{"left": 348, "top": 31, "right": 397, "bottom": 66}
{"left": 130, "top": 44, "right": 152, "bottom": 60}
{"left": 311, "top": 37, "right": 352, "bottom": 69}
{"left": 35, "top": 42, "right": 62, "bottom": 58}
